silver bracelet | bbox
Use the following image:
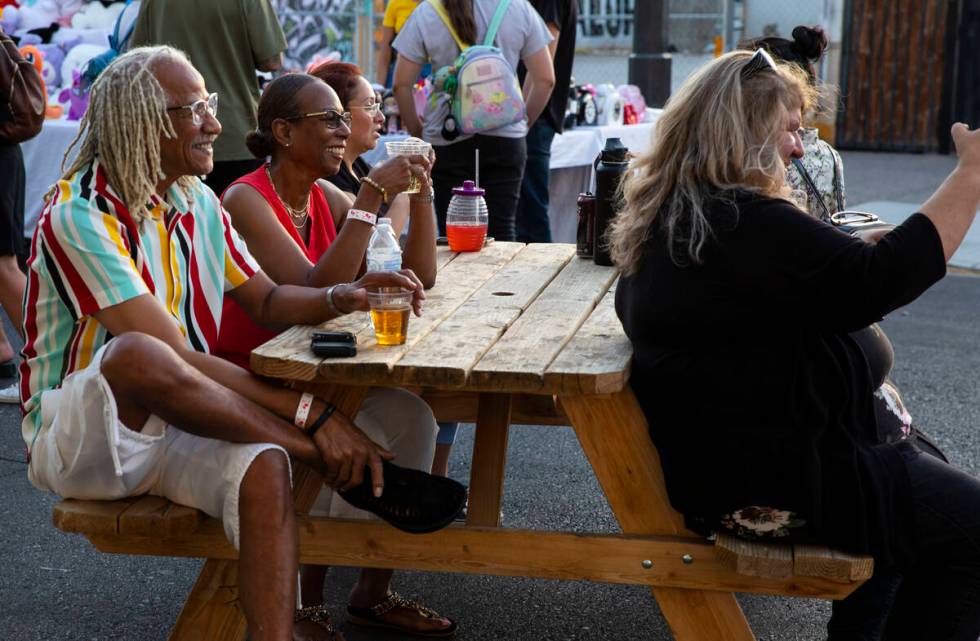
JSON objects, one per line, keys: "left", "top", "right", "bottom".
{"left": 325, "top": 284, "right": 344, "bottom": 316}
{"left": 410, "top": 191, "right": 434, "bottom": 204}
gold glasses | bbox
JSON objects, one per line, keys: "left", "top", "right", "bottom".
{"left": 285, "top": 109, "right": 353, "bottom": 129}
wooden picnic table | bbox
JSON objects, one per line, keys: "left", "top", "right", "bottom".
{"left": 52, "top": 242, "right": 871, "bottom": 641}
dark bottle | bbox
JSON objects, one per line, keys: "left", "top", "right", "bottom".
{"left": 593, "top": 137, "right": 629, "bottom": 266}
{"left": 576, "top": 192, "right": 596, "bottom": 257}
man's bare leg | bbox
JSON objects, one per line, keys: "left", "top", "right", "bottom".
{"left": 100, "top": 333, "right": 320, "bottom": 641}
{"left": 240, "top": 449, "right": 297, "bottom": 641}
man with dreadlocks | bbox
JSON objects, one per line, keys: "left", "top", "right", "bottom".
{"left": 18, "top": 46, "right": 430, "bottom": 641}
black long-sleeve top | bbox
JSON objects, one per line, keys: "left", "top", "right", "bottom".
{"left": 615, "top": 192, "right": 946, "bottom": 563}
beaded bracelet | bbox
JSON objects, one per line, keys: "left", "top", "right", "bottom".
{"left": 294, "top": 392, "right": 315, "bottom": 430}
{"left": 347, "top": 208, "right": 378, "bottom": 226}
{"left": 306, "top": 403, "right": 337, "bottom": 438}
{"left": 360, "top": 176, "right": 388, "bottom": 204}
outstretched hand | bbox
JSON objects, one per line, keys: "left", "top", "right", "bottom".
{"left": 952, "top": 123, "right": 980, "bottom": 174}
{"left": 332, "top": 269, "right": 426, "bottom": 316}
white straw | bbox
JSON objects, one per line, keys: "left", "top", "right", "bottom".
{"left": 475, "top": 148, "right": 480, "bottom": 188}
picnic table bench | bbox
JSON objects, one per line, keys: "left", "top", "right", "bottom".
{"left": 52, "top": 242, "right": 872, "bottom": 640}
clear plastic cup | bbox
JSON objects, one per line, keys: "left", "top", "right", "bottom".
{"left": 384, "top": 137, "right": 431, "bottom": 194}
{"left": 367, "top": 287, "right": 413, "bottom": 345}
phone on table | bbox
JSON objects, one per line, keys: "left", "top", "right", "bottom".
{"left": 311, "top": 340, "right": 357, "bottom": 358}
{"left": 312, "top": 330, "right": 356, "bottom": 344}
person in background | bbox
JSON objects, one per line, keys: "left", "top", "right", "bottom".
{"left": 130, "top": 0, "right": 287, "bottom": 196}
{"left": 218, "top": 73, "right": 452, "bottom": 638}
{"left": 514, "top": 0, "right": 577, "bottom": 243}
{"left": 0, "top": 26, "right": 42, "bottom": 402}
{"left": 612, "top": 50, "right": 980, "bottom": 639}
{"left": 376, "top": 0, "right": 420, "bottom": 88}
{"left": 392, "top": 0, "right": 555, "bottom": 242}
{"left": 743, "top": 25, "right": 845, "bottom": 218}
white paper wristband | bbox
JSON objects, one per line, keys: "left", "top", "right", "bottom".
{"left": 294, "top": 392, "right": 315, "bottom": 429}
{"left": 347, "top": 208, "right": 377, "bottom": 226}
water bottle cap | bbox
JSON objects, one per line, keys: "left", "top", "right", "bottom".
{"left": 452, "top": 180, "right": 485, "bottom": 196}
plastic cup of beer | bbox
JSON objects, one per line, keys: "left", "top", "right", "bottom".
{"left": 367, "top": 287, "right": 413, "bottom": 346}
{"left": 384, "top": 137, "right": 431, "bottom": 194}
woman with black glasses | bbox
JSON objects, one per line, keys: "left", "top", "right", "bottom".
{"left": 214, "top": 73, "right": 454, "bottom": 639}
{"left": 611, "top": 50, "right": 980, "bottom": 639}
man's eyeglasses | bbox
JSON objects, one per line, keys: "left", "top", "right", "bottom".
{"left": 741, "top": 48, "right": 778, "bottom": 81}
{"left": 285, "top": 109, "right": 353, "bottom": 129}
{"left": 166, "top": 93, "right": 218, "bottom": 126}
{"left": 349, "top": 102, "right": 382, "bottom": 116}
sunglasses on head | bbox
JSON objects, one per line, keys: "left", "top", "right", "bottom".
{"left": 741, "top": 48, "right": 778, "bottom": 81}
{"left": 285, "top": 109, "right": 353, "bottom": 129}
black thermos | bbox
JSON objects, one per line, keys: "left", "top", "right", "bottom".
{"left": 593, "top": 137, "right": 629, "bottom": 266}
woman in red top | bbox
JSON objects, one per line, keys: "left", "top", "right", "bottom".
{"left": 216, "top": 73, "right": 452, "bottom": 639}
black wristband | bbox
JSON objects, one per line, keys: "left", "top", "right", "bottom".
{"left": 306, "top": 403, "right": 336, "bottom": 438}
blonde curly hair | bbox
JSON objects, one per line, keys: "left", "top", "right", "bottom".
{"left": 608, "top": 51, "right": 816, "bottom": 273}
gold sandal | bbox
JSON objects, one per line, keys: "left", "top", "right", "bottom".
{"left": 295, "top": 604, "right": 344, "bottom": 641}
{"left": 347, "top": 591, "right": 457, "bottom": 637}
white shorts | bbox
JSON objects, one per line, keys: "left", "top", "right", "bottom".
{"left": 26, "top": 343, "right": 287, "bottom": 549}
{"left": 311, "top": 386, "right": 437, "bottom": 519}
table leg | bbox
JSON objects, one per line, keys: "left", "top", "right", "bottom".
{"left": 560, "top": 390, "right": 756, "bottom": 641}
{"left": 168, "top": 384, "right": 369, "bottom": 641}
{"left": 466, "top": 392, "right": 513, "bottom": 526}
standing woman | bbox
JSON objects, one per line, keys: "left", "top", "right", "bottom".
{"left": 392, "top": 0, "right": 555, "bottom": 241}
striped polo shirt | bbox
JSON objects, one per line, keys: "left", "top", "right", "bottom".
{"left": 20, "top": 161, "right": 260, "bottom": 451}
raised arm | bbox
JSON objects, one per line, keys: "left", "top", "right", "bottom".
{"left": 919, "top": 123, "right": 980, "bottom": 261}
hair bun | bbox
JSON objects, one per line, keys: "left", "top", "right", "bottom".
{"left": 790, "top": 25, "right": 828, "bottom": 61}
{"left": 245, "top": 129, "right": 274, "bottom": 159}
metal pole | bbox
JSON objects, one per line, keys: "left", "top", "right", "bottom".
{"left": 628, "top": 0, "right": 672, "bottom": 107}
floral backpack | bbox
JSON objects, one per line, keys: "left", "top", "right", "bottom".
{"left": 429, "top": 0, "right": 525, "bottom": 139}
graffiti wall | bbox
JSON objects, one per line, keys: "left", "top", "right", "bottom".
{"left": 273, "top": 0, "right": 382, "bottom": 70}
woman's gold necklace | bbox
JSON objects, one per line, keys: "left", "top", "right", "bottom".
{"left": 265, "top": 164, "right": 310, "bottom": 228}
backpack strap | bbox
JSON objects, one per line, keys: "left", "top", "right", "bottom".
{"left": 429, "top": 0, "right": 470, "bottom": 52}
{"left": 483, "top": 0, "right": 514, "bottom": 46}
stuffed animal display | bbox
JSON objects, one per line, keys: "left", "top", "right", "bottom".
{"left": 1, "top": 0, "right": 125, "bottom": 121}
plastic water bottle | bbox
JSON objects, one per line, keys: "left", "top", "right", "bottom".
{"left": 446, "top": 180, "right": 488, "bottom": 252}
{"left": 366, "top": 218, "right": 402, "bottom": 271}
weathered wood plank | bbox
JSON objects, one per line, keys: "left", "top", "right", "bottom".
{"left": 714, "top": 534, "right": 794, "bottom": 579}
{"left": 794, "top": 544, "right": 874, "bottom": 582}
{"left": 469, "top": 257, "right": 618, "bottom": 392}
{"left": 545, "top": 284, "right": 632, "bottom": 395}
{"left": 653, "top": 588, "right": 757, "bottom": 641}
{"left": 84, "top": 519, "right": 864, "bottom": 599}
{"left": 52, "top": 497, "right": 139, "bottom": 536}
{"left": 119, "top": 495, "right": 204, "bottom": 538}
{"left": 417, "top": 389, "right": 568, "bottom": 425}
{"left": 250, "top": 242, "right": 523, "bottom": 383}
{"left": 395, "top": 243, "right": 576, "bottom": 388}
{"left": 311, "top": 242, "right": 526, "bottom": 385}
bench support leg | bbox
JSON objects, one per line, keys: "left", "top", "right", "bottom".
{"left": 168, "top": 559, "right": 246, "bottom": 641}
{"left": 561, "top": 390, "right": 757, "bottom": 641}
{"left": 466, "top": 392, "right": 512, "bottom": 526}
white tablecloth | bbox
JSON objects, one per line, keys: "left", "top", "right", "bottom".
{"left": 22, "top": 113, "right": 661, "bottom": 244}
{"left": 22, "top": 119, "right": 81, "bottom": 239}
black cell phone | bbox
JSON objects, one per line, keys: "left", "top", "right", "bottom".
{"left": 311, "top": 340, "right": 357, "bottom": 358}
{"left": 436, "top": 236, "right": 449, "bottom": 246}
{"left": 311, "top": 330, "right": 356, "bottom": 344}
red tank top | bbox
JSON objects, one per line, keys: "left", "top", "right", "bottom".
{"left": 214, "top": 165, "right": 338, "bottom": 370}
